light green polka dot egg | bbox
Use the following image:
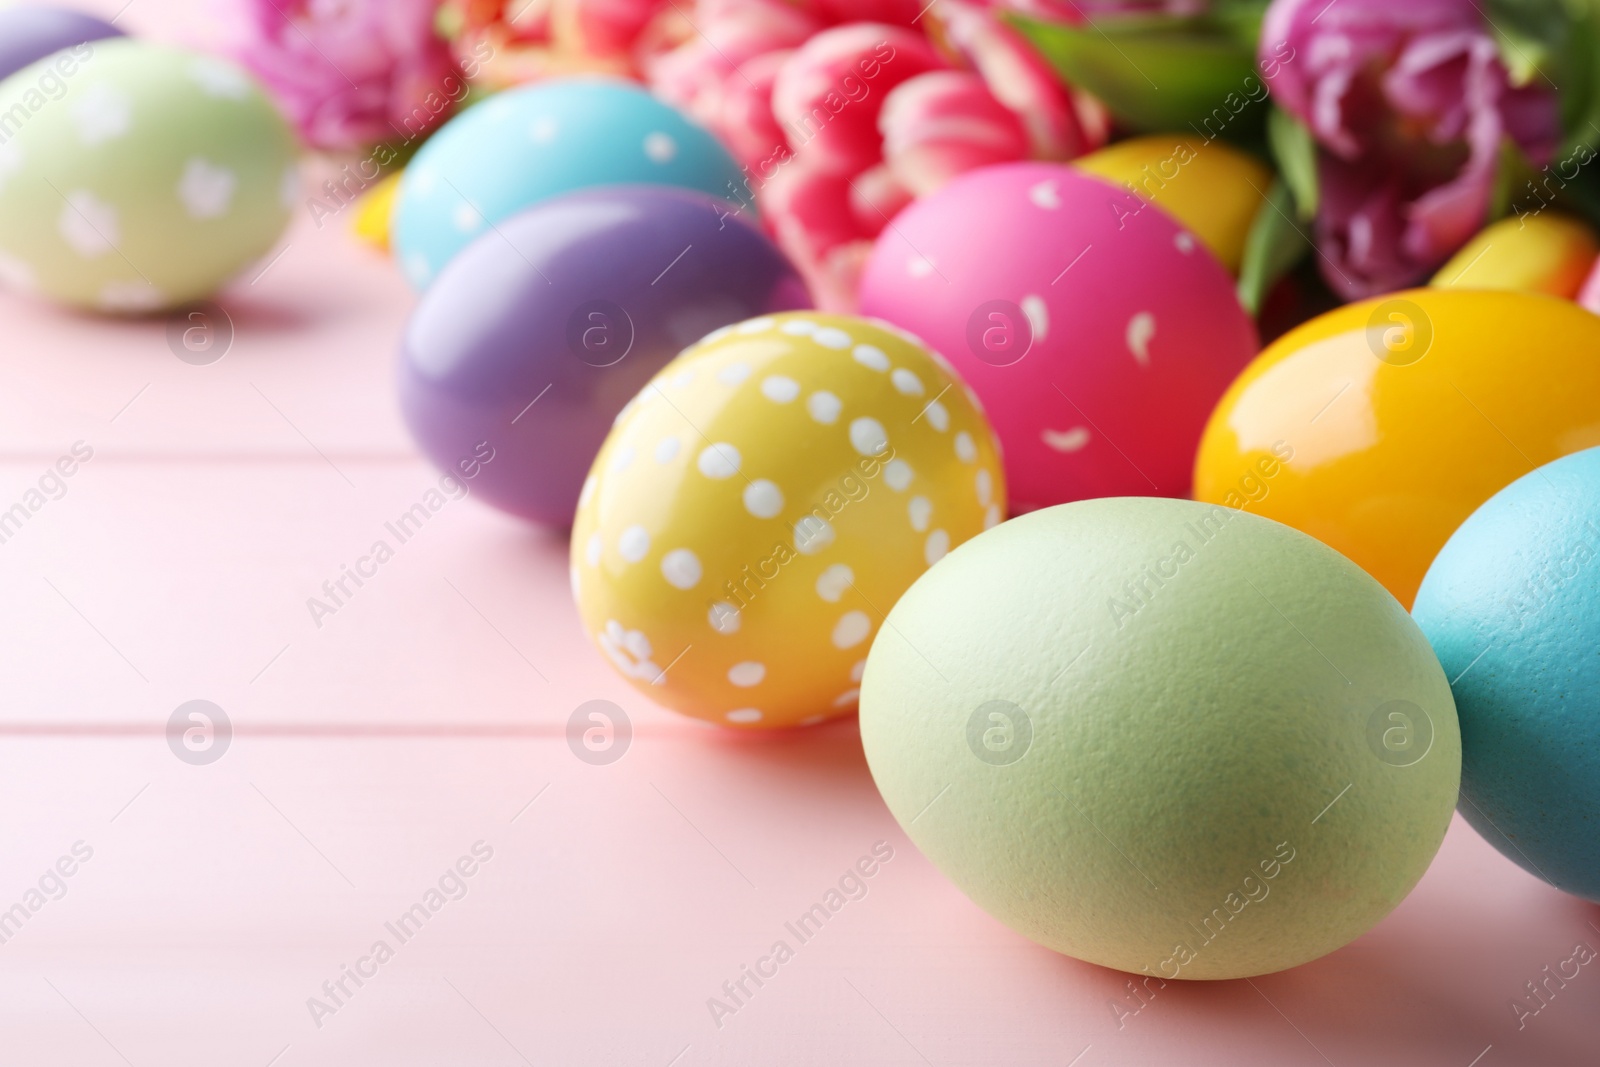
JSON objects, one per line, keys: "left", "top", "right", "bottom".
{"left": 571, "top": 312, "right": 1006, "bottom": 729}
{"left": 0, "top": 39, "right": 297, "bottom": 312}
{"left": 861, "top": 497, "right": 1461, "bottom": 978}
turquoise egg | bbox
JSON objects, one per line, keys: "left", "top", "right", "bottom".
{"left": 392, "top": 78, "right": 748, "bottom": 289}
{"left": 1414, "top": 447, "right": 1600, "bottom": 901}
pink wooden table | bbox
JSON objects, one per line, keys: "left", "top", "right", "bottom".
{"left": 2, "top": 2, "right": 1597, "bottom": 1063}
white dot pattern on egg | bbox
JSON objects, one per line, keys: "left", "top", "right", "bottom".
{"left": 618, "top": 525, "right": 650, "bottom": 563}
{"left": 71, "top": 83, "right": 132, "bottom": 146}
{"left": 570, "top": 312, "right": 1007, "bottom": 729}
{"left": 0, "top": 144, "right": 23, "bottom": 196}
{"left": 177, "top": 158, "right": 237, "bottom": 219}
{"left": 189, "top": 58, "right": 252, "bottom": 100}
{"left": 660, "top": 548, "right": 702, "bottom": 589}
{"left": 743, "top": 479, "right": 784, "bottom": 519}
{"left": 816, "top": 563, "right": 854, "bottom": 602}
{"left": 0, "top": 251, "right": 36, "bottom": 291}
{"left": 644, "top": 131, "right": 677, "bottom": 163}
{"left": 58, "top": 192, "right": 118, "bottom": 257}
{"left": 697, "top": 443, "right": 741, "bottom": 479}
{"left": 761, "top": 375, "right": 800, "bottom": 403}
{"left": 728, "top": 662, "right": 765, "bottom": 687}
{"left": 853, "top": 345, "right": 889, "bottom": 371}
{"left": 452, "top": 201, "right": 484, "bottom": 234}
{"left": 807, "top": 391, "right": 842, "bottom": 424}
{"left": 832, "top": 611, "right": 872, "bottom": 649}
{"left": 891, "top": 368, "right": 924, "bottom": 396}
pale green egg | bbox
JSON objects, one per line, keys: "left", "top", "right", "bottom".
{"left": 0, "top": 38, "right": 297, "bottom": 312}
{"left": 860, "top": 497, "right": 1461, "bottom": 979}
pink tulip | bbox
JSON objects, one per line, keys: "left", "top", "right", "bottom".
{"left": 1005, "top": 0, "right": 1210, "bottom": 14}
{"left": 233, "top": 0, "right": 464, "bottom": 152}
{"left": 848, "top": 161, "right": 914, "bottom": 238}
{"left": 641, "top": 0, "right": 1104, "bottom": 309}
{"left": 760, "top": 158, "right": 871, "bottom": 310}
{"left": 770, "top": 24, "right": 946, "bottom": 177}
{"left": 553, "top": 0, "right": 672, "bottom": 58}
{"left": 932, "top": 0, "right": 1091, "bottom": 160}
{"left": 711, "top": 48, "right": 795, "bottom": 174}
{"left": 649, "top": 0, "right": 821, "bottom": 100}
{"left": 444, "top": 0, "right": 684, "bottom": 89}
{"left": 646, "top": 0, "right": 816, "bottom": 169}
{"left": 880, "top": 70, "right": 1030, "bottom": 197}
{"left": 806, "top": 0, "right": 927, "bottom": 22}
{"left": 1260, "top": 0, "right": 1561, "bottom": 298}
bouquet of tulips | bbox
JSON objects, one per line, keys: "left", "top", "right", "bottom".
{"left": 234, "top": 0, "right": 1600, "bottom": 326}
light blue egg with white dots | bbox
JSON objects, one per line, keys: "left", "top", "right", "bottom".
{"left": 1413, "top": 445, "right": 1600, "bottom": 901}
{"left": 392, "top": 78, "right": 749, "bottom": 289}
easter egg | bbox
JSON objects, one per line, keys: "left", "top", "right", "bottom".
{"left": 0, "top": 40, "right": 296, "bottom": 312}
{"left": 1073, "top": 134, "right": 1272, "bottom": 273}
{"left": 352, "top": 170, "right": 402, "bottom": 252}
{"left": 0, "top": 5, "right": 122, "bottom": 83}
{"left": 1413, "top": 447, "right": 1600, "bottom": 902}
{"left": 857, "top": 162, "right": 1258, "bottom": 513}
{"left": 1431, "top": 214, "right": 1598, "bottom": 298}
{"left": 400, "top": 185, "right": 809, "bottom": 527}
{"left": 392, "top": 78, "right": 746, "bottom": 288}
{"left": 1194, "top": 288, "right": 1600, "bottom": 607}
{"left": 571, "top": 312, "right": 1006, "bottom": 729}
{"left": 860, "top": 497, "right": 1460, "bottom": 978}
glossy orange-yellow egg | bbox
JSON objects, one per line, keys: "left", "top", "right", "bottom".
{"left": 1430, "top": 213, "right": 1598, "bottom": 298}
{"left": 1194, "top": 288, "right": 1600, "bottom": 606}
{"left": 1073, "top": 134, "right": 1272, "bottom": 273}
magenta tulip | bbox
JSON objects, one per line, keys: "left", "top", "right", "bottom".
{"left": 1260, "top": 0, "right": 1561, "bottom": 298}
{"left": 233, "top": 0, "right": 463, "bottom": 151}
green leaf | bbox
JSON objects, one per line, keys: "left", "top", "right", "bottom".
{"left": 1007, "top": 12, "right": 1269, "bottom": 137}
{"left": 1211, "top": 0, "right": 1276, "bottom": 43}
{"left": 1481, "top": 0, "right": 1600, "bottom": 142}
{"left": 1237, "top": 179, "right": 1312, "bottom": 317}
{"left": 1490, "top": 138, "right": 1538, "bottom": 222}
{"left": 1266, "top": 105, "right": 1318, "bottom": 220}
{"left": 1482, "top": 0, "right": 1569, "bottom": 86}
{"left": 1555, "top": 3, "right": 1600, "bottom": 151}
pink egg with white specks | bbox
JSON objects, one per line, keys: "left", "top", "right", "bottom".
{"left": 858, "top": 162, "right": 1259, "bottom": 512}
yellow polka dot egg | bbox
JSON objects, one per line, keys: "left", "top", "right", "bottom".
{"left": 571, "top": 312, "right": 1006, "bottom": 729}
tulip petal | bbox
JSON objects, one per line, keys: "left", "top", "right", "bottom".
{"left": 880, "top": 70, "right": 1030, "bottom": 197}
{"left": 1260, "top": 0, "right": 1561, "bottom": 295}
{"left": 848, "top": 162, "right": 914, "bottom": 238}
{"left": 771, "top": 23, "right": 945, "bottom": 176}
{"left": 929, "top": 0, "right": 1092, "bottom": 159}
